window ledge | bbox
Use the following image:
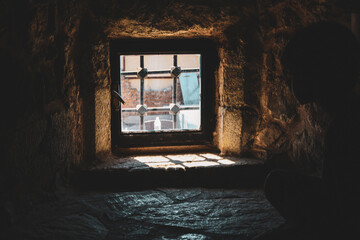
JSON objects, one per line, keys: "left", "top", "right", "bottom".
{"left": 93, "top": 149, "right": 264, "bottom": 173}
{"left": 75, "top": 151, "right": 266, "bottom": 190}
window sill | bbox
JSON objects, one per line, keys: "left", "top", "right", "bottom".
{"left": 76, "top": 148, "right": 266, "bottom": 190}
{"left": 94, "top": 145, "right": 264, "bottom": 173}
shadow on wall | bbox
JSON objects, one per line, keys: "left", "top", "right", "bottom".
{"left": 282, "top": 21, "right": 359, "bottom": 111}
{"left": 276, "top": 21, "right": 360, "bottom": 175}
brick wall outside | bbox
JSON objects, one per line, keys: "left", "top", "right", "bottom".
{"left": 121, "top": 78, "right": 184, "bottom": 112}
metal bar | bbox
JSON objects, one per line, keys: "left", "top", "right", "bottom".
{"left": 125, "top": 76, "right": 173, "bottom": 80}
{"left": 173, "top": 114, "right": 177, "bottom": 129}
{"left": 118, "top": 56, "right": 122, "bottom": 105}
{"left": 121, "top": 109, "right": 139, "bottom": 112}
{"left": 173, "top": 56, "right": 177, "bottom": 103}
{"left": 140, "top": 56, "right": 144, "bottom": 130}
{"left": 181, "top": 69, "right": 200, "bottom": 73}
{"left": 178, "top": 106, "right": 200, "bottom": 110}
{"left": 122, "top": 105, "right": 200, "bottom": 112}
{"left": 173, "top": 55, "right": 177, "bottom": 129}
{"left": 173, "top": 55, "right": 177, "bottom": 67}
{"left": 140, "top": 115, "right": 144, "bottom": 130}
{"left": 140, "top": 56, "right": 144, "bottom": 104}
{"left": 147, "top": 70, "right": 170, "bottom": 75}
{"left": 121, "top": 71, "right": 138, "bottom": 76}
{"left": 121, "top": 68, "right": 199, "bottom": 76}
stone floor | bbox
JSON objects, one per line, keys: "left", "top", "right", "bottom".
{"left": 2, "top": 188, "right": 284, "bottom": 240}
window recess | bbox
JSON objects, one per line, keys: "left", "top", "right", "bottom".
{"left": 110, "top": 39, "right": 217, "bottom": 148}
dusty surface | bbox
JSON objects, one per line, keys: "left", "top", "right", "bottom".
{"left": 92, "top": 153, "right": 263, "bottom": 171}
{"left": 74, "top": 154, "right": 268, "bottom": 191}
{"left": 2, "top": 188, "right": 284, "bottom": 240}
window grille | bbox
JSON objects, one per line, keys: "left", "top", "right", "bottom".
{"left": 120, "top": 54, "right": 201, "bottom": 132}
{"left": 110, "top": 39, "right": 216, "bottom": 148}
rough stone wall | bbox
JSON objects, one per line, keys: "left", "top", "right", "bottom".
{"left": 0, "top": 0, "right": 350, "bottom": 200}
{"left": 0, "top": 0, "right": 111, "bottom": 200}
{"left": 253, "top": 1, "right": 349, "bottom": 176}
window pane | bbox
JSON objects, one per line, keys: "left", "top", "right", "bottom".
{"left": 178, "top": 109, "right": 200, "bottom": 130}
{"left": 144, "top": 111, "right": 174, "bottom": 131}
{"left": 178, "top": 72, "right": 200, "bottom": 105}
{"left": 120, "top": 76, "right": 139, "bottom": 108}
{"left": 144, "top": 55, "right": 173, "bottom": 71}
{"left": 121, "top": 55, "right": 140, "bottom": 72}
{"left": 122, "top": 112, "right": 140, "bottom": 131}
{"left": 178, "top": 71, "right": 201, "bottom": 130}
{"left": 178, "top": 54, "right": 200, "bottom": 69}
{"left": 144, "top": 75, "right": 172, "bottom": 108}
{"left": 120, "top": 53, "right": 201, "bottom": 132}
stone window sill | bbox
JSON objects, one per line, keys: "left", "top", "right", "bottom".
{"left": 94, "top": 145, "right": 263, "bottom": 173}
{"left": 75, "top": 145, "right": 266, "bottom": 191}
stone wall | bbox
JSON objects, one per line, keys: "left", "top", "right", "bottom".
{"left": 0, "top": 0, "right": 352, "bottom": 200}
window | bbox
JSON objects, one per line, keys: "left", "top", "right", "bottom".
{"left": 110, "top": 39, "right": 217, "bottom": 148}
{"left": 120, "top": 54, "right": 201, "bottom": 132}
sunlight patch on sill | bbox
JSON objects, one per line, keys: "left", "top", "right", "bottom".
{"left": 144, "top": 162, "right": 185, "bottom": 170}
{"left": 217, "top": 159, "right": 235, "bottom": 165}
{"left": 200, "top": 153, "right": 222, "bottom": 160}
{"left": 133, "top": 153, "right": 236, "bottom": 169}
{"left": 134, "top": 156, "right": 169, "bottom": 163}
{"left": 166, "top": 154, "right": 205, "bottom": 162}
{"left": 182, "top": 161, "right": 219, "bottom": 167}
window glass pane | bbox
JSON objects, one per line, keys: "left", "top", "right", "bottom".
{"left": 121, "top": 55, "right": 140, "bottom": 72}
{"left": 178, "top": 71, "right": 201, "bottom": 130}
{"left": 144, "top": 55, "right": 173, "bottom": 71}
{"left": 178, "top": 54, "right": 200, "bottom": 69}
{"left": 144, "top": 111, "right": 174, "bottom": 131}
{"left": 144, "top": 75, "right": 172, "bottom": 108}
{"left": 178, "top": 72, "right": 200, "bottom": 105}
{"left": 120, "top": 77, "right": 139, "bottom": 108}
{"left": 178, "top": 109, "right": 200, "bottom": 130}
{"left": 122, "top": 112, "right": 140, "bottom": 131}
{"left": 120, "top": 54, "right": 201, "bottom": 132}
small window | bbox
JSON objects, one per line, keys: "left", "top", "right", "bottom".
{"left": 120, "top": 54, "right": 201, "bottom": 132}
{"left": 110, "top": 39, "right": 217, "bottom": 148}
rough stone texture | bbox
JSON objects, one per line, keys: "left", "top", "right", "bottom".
{"left": 74, "top": 153, "right": 267, "bottom": 191}
{"left": 1, "top": 189, "right": 284, "bottom": 240}
{"left": 90, "top": 153, "right": 263, "bottom": 171}
{"left": 0, "top": 0, "right": 352, "bottom": 202}
{"left": 219, "top": 109, "right": 243, "bottom": 154}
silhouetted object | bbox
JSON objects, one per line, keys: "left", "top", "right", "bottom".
{"left": 112, "top": 90, "right": 126, "bottom": 104}
{"left": 257, "top": 22, "right": 360, "bottom": 239}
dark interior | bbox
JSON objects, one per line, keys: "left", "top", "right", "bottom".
{"left": 1, "top": 0, "right": 360, "bottom": 239}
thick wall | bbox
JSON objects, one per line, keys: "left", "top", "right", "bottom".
{"left": 0, "top": 0, "right": 351, "bottom": 200}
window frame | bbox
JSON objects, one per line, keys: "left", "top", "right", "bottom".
{"left": 110, "top": 39, "right": 217, "bottom": 148}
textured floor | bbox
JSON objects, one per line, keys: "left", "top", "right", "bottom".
{"left": 2, "top": 188, "right": 284, "bottom": 240}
